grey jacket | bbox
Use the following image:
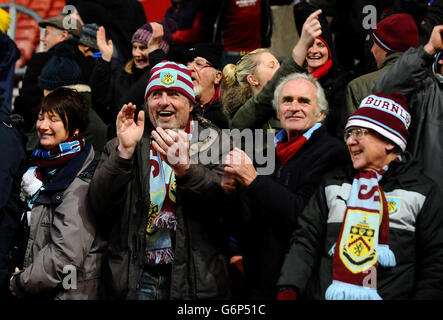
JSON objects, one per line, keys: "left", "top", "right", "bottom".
{"left": 10, "top": 145, "right": 105, "bottom": 299}
{"left": 89, "top": 115, "right": 233, "bottom": 300}
{"left": 374, "top": 46, "right": 443, "bottom": 190}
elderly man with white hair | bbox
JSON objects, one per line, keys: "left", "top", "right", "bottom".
{"left": 223, "top": 72, "right": 349, "bottom": 299}
{"left": 277, "top": 92, "right": 443, "bottom": 300}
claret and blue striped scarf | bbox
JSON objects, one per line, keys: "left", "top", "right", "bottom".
{"left": 326, "top": 165, "right": 397, "bottom": 300}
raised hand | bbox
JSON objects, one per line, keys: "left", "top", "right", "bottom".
{"left": 151, "top": 127, "right": 190, "bottom": 177}
{"left": 292, "top": 9, "right": 322, "bottom": 66}
{"left": 424, "top": 25, "right": 443, "bottom": 55}
{"left": 97, "top": 26, "right": 114, "bottom": 62}
{"left": 148, "top": 22, "right": 164, "bottom": 53}
{"left": 117, "top": 103, "right": 145, "bottom": 159}
{"left": 224, "top": 148, "right": 257, "bottom": 187}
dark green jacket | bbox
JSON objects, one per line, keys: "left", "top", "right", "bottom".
{"left": 229, "top": 55, "right": 304, "bottom": 131}
{"left": 345, "top": 52, "right": 403, "bottom": 117}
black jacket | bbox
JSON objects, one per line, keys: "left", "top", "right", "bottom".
{"left": 233, "top": 125, "right": 350, "bottom": 299}
{"left": 194, "top": 98, "right": 229, "bottom": 129}
{"left": 89, "top": 49, "right": 166, "bottom": 137}
{"left": 89, "top": 58, "right": 149, "bottom": 126}
{"left": 278, "top": 153, "right": 443, "bottom": 299}
{"left": 319, "top": 65, "right": 355, "bottom": 139}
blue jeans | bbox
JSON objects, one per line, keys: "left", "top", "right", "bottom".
{"left": 137, "top": 265, "right": 171, "bottom": 300}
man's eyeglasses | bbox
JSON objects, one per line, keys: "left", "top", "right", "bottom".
{"left": 187, "top": 58, "right": 213, "bottom": 70}
{"left": 344, "top": 127, "right": 370, "bottom": 142}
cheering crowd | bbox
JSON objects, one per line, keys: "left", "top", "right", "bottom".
{"left": 1, "top": 0, "right": 443, "bottom": 300}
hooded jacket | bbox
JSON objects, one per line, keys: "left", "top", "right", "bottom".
{"left": 373, "top": 45, "right": 443, "bottom": 190}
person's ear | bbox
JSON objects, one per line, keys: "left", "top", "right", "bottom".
{"left": 246, "top": 74, "right": 259, "bottom": 87}
{"left": 214, "top": 70, "right": 222, "bottom": 85}
{"left": 316, "top": 111, "right": 325, "bottom": 123}
{"left": 61, "top": 30, "right": 69, "bottom": 41}
{"left": 385, "top": 142, "right": 395, "bottom": 153}
{"left": 73, "top": 128, "right": 80, "bottom": 136}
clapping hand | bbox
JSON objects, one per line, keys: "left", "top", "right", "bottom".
{"left": 151, "top": 127, "right": 190, "bottom": 178}
{"left": 224, "top": 148, "right": 257, "bottom": 187}
{"left": 117, "top": 103, "right": 145, "bottom": 159}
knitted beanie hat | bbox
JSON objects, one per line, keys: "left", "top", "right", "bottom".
{"left": 38, "top": 56, "right": 84, "bottom": 90}
{"left": 145, "top": 60, "right": 195, "bottom": 103}
{"left": 131, "top": 18, "right": 177, "bottom": 54}
{"left": 79, "top": 23, "right": 99, "bottom": 51}
{"left": 345, "top": 93, "right": 411, "bottom": 151}
{"left": 0, "top": 8, "right": 10, "bottom": 34}
{"left": 371, "top": 13, "right": 418, "bottom": 53}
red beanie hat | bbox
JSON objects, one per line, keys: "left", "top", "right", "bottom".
{"left": 371, "top": 13, "right": 418, "bottom": 53}
{"left": 345, "top": 93, "right": 411, "bottom": 151}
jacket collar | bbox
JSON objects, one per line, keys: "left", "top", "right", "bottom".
{"left": 43, "top": 143, "right": 91, "bottom": 192}
{"left": 380, "top": 52, "right": 403, "bottom": 69}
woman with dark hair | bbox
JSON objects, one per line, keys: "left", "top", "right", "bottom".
{"left": 9, "top": 88, "right": 105, "bottom": 300}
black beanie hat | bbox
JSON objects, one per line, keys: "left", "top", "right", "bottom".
{"left": 38, "top": 56, "right": 84, "bottom": 90}
{"left": 186, "top": 42, "right": 223, "bottom": 70}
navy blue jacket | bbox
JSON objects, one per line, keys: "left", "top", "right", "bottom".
{"left": 0, "top": 33, "right": 20, "bottom": 112}
{"left": 0, "top": 104, "right": 26, "bottom": 298}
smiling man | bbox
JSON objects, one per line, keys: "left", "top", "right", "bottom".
{"left": 89, "top": 61, "right": 233, "bottom": 300}
{"left": 222, "top": 72, "right": 349, "bottom": 299}
{"left": 277, "top": 92, "right": 443, "bottom": 300}
{"left": 13, "top": 14, "right": 94, "bottom": 133}
{"left": 185, "top": 43, "right": 229, "bottom": 129}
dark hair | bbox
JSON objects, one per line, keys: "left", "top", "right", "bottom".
{"left": 39, "top": 88, "right": 89, "bottom": 135}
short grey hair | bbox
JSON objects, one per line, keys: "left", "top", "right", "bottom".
{"left": 54, "top": 27, "right": 78, "bottom": 42}
{"left": 272, "top": 72, "right": 328, "bottom": 120}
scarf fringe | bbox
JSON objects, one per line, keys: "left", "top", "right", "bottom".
{"left": 328, "top": 243, "right": 336, "bottom": 257}
{"left": 152, "top": 211, "right": 176, "bottom": 231}
{"left": 145, "top": 248, "right": 174, "bottom": 265}
{"left": 325, "top": 280, "right": 382, "bottom": 300}
{"left": 20, "top": 167, "right": 43, "bottom": 201}
{"left": 377, "top": 244, "right": 396, "bottom": 267}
